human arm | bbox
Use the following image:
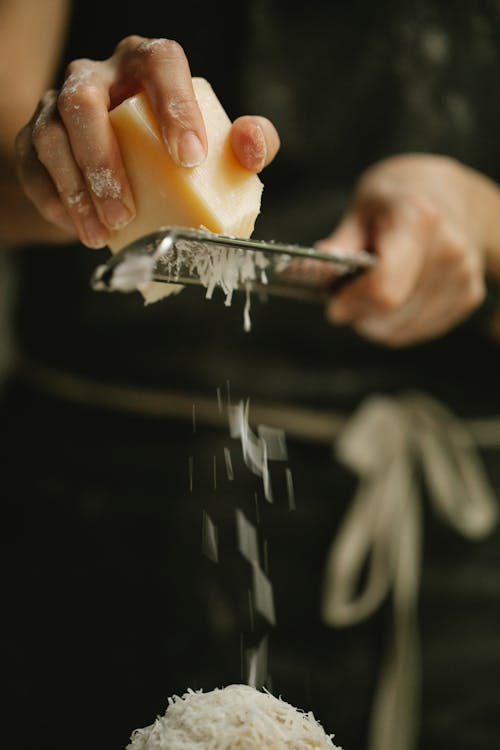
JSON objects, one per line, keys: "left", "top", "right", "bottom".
{"left": 13, "top": 22, "right": 280, "bottom": 249}
{"left": 319, "top": 154, "right": 500, "bottom": 346}
{"left": 0, "top": 0, "right": 76, "bottom": 244}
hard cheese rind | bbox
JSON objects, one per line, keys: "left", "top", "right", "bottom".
{"left": 108, "top": 78, "right": 263, "bottom": 303}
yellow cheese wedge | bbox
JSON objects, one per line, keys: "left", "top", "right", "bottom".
{"left": 108, "top": 78, "right": 263, "bottom": 302}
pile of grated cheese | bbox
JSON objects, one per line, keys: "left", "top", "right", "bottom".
{"left": 126, "top": 684, "right": 341, "bottom": 750}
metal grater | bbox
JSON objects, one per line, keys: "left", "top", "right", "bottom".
{"left": 91, "top": 226, "right": 376, "bottom": 302}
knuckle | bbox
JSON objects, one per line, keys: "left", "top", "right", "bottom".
{"left": 136, "top": 37, "right": 185, "bottom": 65}
{"left": 115, "top": 34, "right": 145, "bottom": 54}
{"left": 167, "top": 95, "right": 198, "bottom": 126}
{"left": 30, "top": 93, "right": 58, "bottom": 140}
{"left": 39, "top": 89, "right": 59, "bottom": 111}
{"left": 32, "top": 118, "right": 65, "bottom": 158}
{"left": 156, "top": 37, "right": 184, "bottom": 58}
{"left": 65, "top": 57, "right": 94, "bottom": 78}
{"left": 58, "top": 77, "right": 101, "bottom": 115}
{"left": 65, "top": 189, "right": 92, "bottom": 216}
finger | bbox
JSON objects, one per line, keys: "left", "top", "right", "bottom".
{"left": 353, "top": 231, "right": 485, "bottom": 346}
{"left": 354, "top": 282, "right": 465, "bottom": 347}
{"left": 16, "top": 122, "right": 75, "bottom": 236}
{"left": 117, "top": 36, "right": 207, "bottom": 167}
{"left": 326, "top": 198, "right": 436, "bottom": 324}
{"left": 353, "top": 293, "right": 426, "bottom": 346}
{"left": 230, "top": 116, "right": 280, "bottom": 172}
{"left": 32, "top": 91, "right": 109, "bottom": 248}
{"left": 58, "top": 61, "right": 136, "bottom": 232}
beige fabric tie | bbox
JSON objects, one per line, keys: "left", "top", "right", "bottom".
{"left": 321, "top": 393, "right": 499, "bottom": 750}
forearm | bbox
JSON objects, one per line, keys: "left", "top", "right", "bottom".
{"left": 0, "top": 0, "right": 72, "bottom": 246}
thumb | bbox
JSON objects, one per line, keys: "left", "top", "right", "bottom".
{"left": 316, "top": 211, "right": 367, "bottom": 255}
{"left": 230, "top": 115, "right": 280, "bottom": 173}
{"left": 309, "top": 213, "right": 369, "bottom": 290}
{"left": 315, "top": 211, "right": 371, "bottom": 314}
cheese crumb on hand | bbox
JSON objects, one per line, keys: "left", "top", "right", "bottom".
{"left": 126, "top": 684, "right": 342, "bottom": 750}
{"left": 108, "top": 79, "right": 263, "bottom": 304}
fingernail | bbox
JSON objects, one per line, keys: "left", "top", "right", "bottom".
{"left": 238, "top": 124, "right": 266, "bottom": 171}
{"left": 82, "top": 216, "right": 109, "bottom": 248}
{"left": 176, "top": 130, "right": 205, "bottom": 167}
{"left": 102, "top": 199, "right": 133, "bottom": 230}
{"left": 248, "top": 124, "right": 266, "bottom": 166}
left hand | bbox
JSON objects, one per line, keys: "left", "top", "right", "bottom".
{"left": 319, "top": 154, "right": 491, "bottom": 346}
{"left": 15, "top": 36, "right": 280, "bottom": 249}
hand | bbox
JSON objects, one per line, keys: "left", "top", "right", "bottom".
{"left": 320, "top": 154, "right": 491, "bottom": 346}
{"left": 15, "top": 36, "right": 280, "bottom": 249}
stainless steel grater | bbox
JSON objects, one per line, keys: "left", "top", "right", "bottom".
{"left": 92, "top": 226, "right": 376, "bottom": 302}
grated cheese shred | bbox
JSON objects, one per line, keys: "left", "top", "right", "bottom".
{"left": 126, "top": 684, "right": 341, "bottom": 750}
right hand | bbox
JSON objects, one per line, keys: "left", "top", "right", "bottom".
{"left": 15, "top": 36, "right": 280, "bottom": 248}
{"left": 319, "top": 154, "right": 491, "bottom": 346}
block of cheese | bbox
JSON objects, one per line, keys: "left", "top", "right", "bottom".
{"left": 108, "top": 78, "right": 263, "bottom": 303}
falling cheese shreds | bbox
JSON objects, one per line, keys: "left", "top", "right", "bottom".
{"left": 230, "top": 401, "right": 261, "bottom": 470}
{"left": 248, "top": 588, "right": 256, "bottom": 631}
{"left": 258, "top": 426, "right": 288, "bottom": 461}
{"left": 126, "top": 684, "right": 342, "bottom": 750}
{"left": 188, "top": 456, "right": 194, "bottom": 493}
{"left": 228, "top": 402, "right": 245, "bottom": 439}
{"left": 244, "top": 285, "right": 252, "bottom": 333}
{"left": 236, "top": 509, "right": 260, "bottom": 565}
{"left": 262, "top": 438, "right": 274, "bottom": 504}
{"left": 245, "top": 635, "right": 269, "bottom": 690}
{"left": 252, "top": 562, "right": 276, "bottom": 626}
{"left": 286, "top": 468, "right": 296, "bottom": 511}
{"left": 224, "top": 447, "right": 234, "bottom": 480}
{"left": 201, "top": 511, "right": 219, "bottom": 563}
